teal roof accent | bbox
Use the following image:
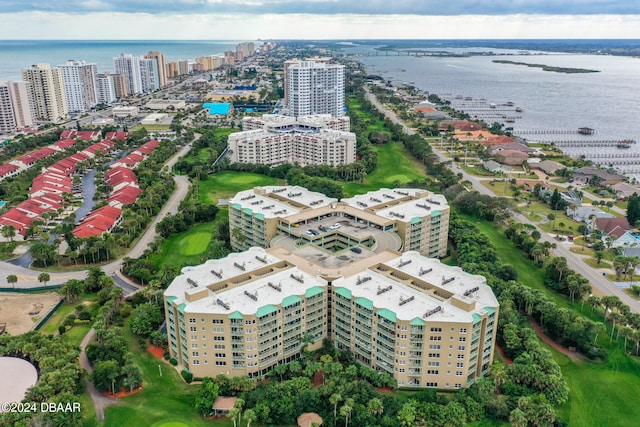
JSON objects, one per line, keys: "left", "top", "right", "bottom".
{"left": 484, "top": 307, "right": 496, "bottom": 315}
{"left": 257, "top": 304, "right": 278, "bottom": 318}
{"left": 255, "top": 213, "right": 265, "bottom": 220}
{"left": 410, "top": 217, "right": 422, "bottom": 224}
{"left": 355, "top": 297, "right": 373, "bottom": 311}
{"left": 410, "top": 317, "right": 425, "bottom": 326}
{"left": 377, "top": 308, "right": 397, "bottom": 323}
{"left": 232, "top": 203, "right": 242, "bottom": 209}
{"left": 432, "top": 210, "right": 442, "bottom": 217}
{"left": 243, "top": 208, "right": 253, "bottom": 214}
{"left": 335, "top": 287, "right": 352, "bottom": 299}
{"left": 472, "top": 313, "right": 482, "bottom": 324}
{"left": 305, "top": 286, "right": 323, "bottom": 298}
{"left": 177, "top": 303, "right": 187, "bottom": 313}
{"left": 282, "top": 295, "right": 302, "bottom": 307}
{"left": 166, "top": 296, "right": 177, "bottom": 303}
{"left": 229, "top": 311, "right": 244, "bottom": 320}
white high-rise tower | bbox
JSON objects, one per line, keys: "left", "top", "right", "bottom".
{"left": 285, "top": 60, "right": 345, "bottom": 118}
{"left": 59, "top": 60, "right": 98, "bottom": 113}
{"left": 113, "top": 54, "right": 142, "bottom": 96}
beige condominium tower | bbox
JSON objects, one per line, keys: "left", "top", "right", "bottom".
{"left": 165, "top": 186, "right": 498, "bottom": 390}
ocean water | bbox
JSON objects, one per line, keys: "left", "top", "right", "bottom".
{"left": 0, "top": 40, "right": 254, "bottom": 81}
{"left": 351, "top": 45, "right": 640, "bottom": 176}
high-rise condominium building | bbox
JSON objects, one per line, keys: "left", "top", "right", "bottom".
{"left": 140, "top": 58, "right": 160, "bottom": 93}
{"left": 111, "top": 74, "right": 128, "bottom": 100}
{"left": 0, "top": 83, "right": 15, "bottom": 133}
{"left": 21, "top": 63, "right": 68, "bottom": 123}
{"left": 236, "top": 42, "right": 255, "bottom": 60}
{"left": 227, "top": 114, "right": 356, "bottom": 167}
{"left": 228, "top": 186, "right": 450, "bottom": 259}
{"left": 0, "top": 81, "right": 34, "bottom": 133}
{"left": 59, "top": 60, "right": 98, "bottom": 113}
{"left": 285, "top": 60, "right": 345, "bottom": 118}
{"left": 196, "top": 56, "right": 223, "bottom": 72}
{"left": 178, "top": 60, "right": 190, "bottom": 76}
{"left": 145, "top": 51, "right": 167, "bottom": 88}
{"left": 165, "top": 62, "right": 179, "bottom": 79}
{"left": 113, "top": 54, "right": 142, "bottom": 96}
{"left": 96, "top": 73, "right": 117, "bottom": 105}
{"left": 164, "top": 244, "right": 498, "bottom": 389}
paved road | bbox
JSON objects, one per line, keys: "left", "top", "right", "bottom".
{"left": 79, "top": 328, "right": 120, "bottom": 421}
{"left": 365, "top": 88, "right": 640, "bottom": 313}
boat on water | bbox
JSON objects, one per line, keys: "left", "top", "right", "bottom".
{"left": 617, "top": 139, "right": 635, "bottom": 148}
{"left": 516, "top": 107, "right": 523, "bottom": 112}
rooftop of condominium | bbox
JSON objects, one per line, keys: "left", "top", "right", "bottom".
{"left": 342, "top": 188, "right": 449, "bottom": 222}
{"left": 165, "top": 247, "right": 497, "bottom": 320}
{"left": 229, "top": 186, "right": 337, "bottom": 219}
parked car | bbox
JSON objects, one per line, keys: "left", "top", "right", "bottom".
{"left": 329, "top": 223, "right": 341, "bottom": 230}
{"left": 351, "top": 247, "right": 362, "bottom": 254}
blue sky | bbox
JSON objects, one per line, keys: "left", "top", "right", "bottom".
{"left": 1, "top": 1, "right": 639, "bottom": 39}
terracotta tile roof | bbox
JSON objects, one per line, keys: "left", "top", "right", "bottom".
{"left": 104, "top": 131, "right": 130, "bottom": 141}
{"left": 108, "top": 185, "right": 142, "bottom": 206}
{"left": 0, "top": 163, "right": 20, "bottom": 176}
{"left": 53, "top": 138, "right": 77, "bottom": 150}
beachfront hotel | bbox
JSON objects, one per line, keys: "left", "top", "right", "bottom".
{"left": 228, "top": 186, "right": 449, "bottom": 259}
{"left": 164, "top": 245, "right": 499, "bottom": 389}
{"left": 227, "top": 114, "right": 356, "bottom": 167}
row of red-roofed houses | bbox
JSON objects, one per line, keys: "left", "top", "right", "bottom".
{"left": 0, "top": 131, "right": 129, "bottom": 182}
{"left": 72, "top": 140, "right": 160, "bottom": 239}
{"left": 0, "top": 132, "right": 130, "bottom": 238}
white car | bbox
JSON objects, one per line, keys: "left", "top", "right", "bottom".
{"left": 329, "top": 223, "right": 341, "bottom": 230}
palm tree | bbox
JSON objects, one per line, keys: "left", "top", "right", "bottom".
{"left": 6, "top": 274, "right": 18, "bottom": 289}
{"left": 243, "top": 408, "right": 257, "bottom": 427}
{"left": 227, "top": 407, "right": 239, "bottom": 427}
{"left": 367, "top": 398, "right": 384, "bottom": 417}
{"left": 1, "top": 225, "right": 16, "bottom": 242}
{"left": 339, "top": 398, "right": 354, "bottom": 427}
{"left": 593, "top": 322, "right": 606, "bottom": 345}
{"left": 38, "top": 273, "right": 50, "bottom": 287}
{"left": 330, "top": 393, "right": 342, "bottom": 420}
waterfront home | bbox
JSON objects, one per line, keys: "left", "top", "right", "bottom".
{"left": 572, "top": 167, "right": 625, "bottom": 186}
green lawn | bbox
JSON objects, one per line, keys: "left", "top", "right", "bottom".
{"left": 555, "top": 345, "right": 640, "bottom": 427}
{"left": 198, "top": 171, "right": 283, "bottom": 205}
{"left": 347, "top": 97, "right": 390, "bottom": 134}
{"left": 102, "top": 327, "right": 227, "bottom": 427}
{"left": 465, "top": 215, "right": 640, "bottom": 426}
{"left": 152, "top": 219, "right": 222, "bottom": 270}
{"left": 341, "top": 142, "right": 426, "bottom": 196}
{"left": 39, "top": 303, "right": 75, "bottom": 334}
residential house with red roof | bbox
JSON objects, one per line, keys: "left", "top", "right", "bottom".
{"left": 72, "top": 205, "right": 122, "bottom": 238}
{"left": 0, "top": 163, "right": 20, "bottom": 181}
{"left": 104, "top": 131, "right": 130, "bottom": 141}
{"left": 59, "top": 130, "right": 101, "bottom": 141}
{"left": 52, "top": 138, "right": 77, "bottom": 151}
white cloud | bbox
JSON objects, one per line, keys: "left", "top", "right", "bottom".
{"left": 1, "top": 12, "right": 640, "bottom": 39}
